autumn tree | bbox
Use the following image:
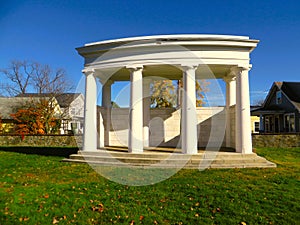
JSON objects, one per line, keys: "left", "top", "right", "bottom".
{"left": 10, "top": 98, "right": 60, "bottom": 135}
{"left": 150, "top": 80, "right": 177, "bottom": 108}
{"left": 195, "top": 79, "right": 210, "bottom": 107}
{"left": 150, "top": 79, "right": 209, "bottom": 108}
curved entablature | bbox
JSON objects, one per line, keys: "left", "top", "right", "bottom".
{"left": 82, "top": 34, "right": 257, "bottom": 48}
{"left": 76, "top": 34, "right": 259, "bottom": 76}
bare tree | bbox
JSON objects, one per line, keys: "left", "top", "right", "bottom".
{"left": 0, "top": 60, "right": 33, "bottom": 96}
{"left": 253, "top": 99, "right": 265, "bottom": 107}
{"left": 0, "top": 60, "right": 73, "bottom": 96}
{"left": 30, "top": 62, "right": 72, "bottom": 95}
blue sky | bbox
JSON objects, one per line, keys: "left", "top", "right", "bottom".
{"left": 1, "top": 0, "right": 300, "bottom": 106}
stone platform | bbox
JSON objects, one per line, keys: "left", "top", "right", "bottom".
{"left": 62, "top": 147, "right": 276, "bottom": 169}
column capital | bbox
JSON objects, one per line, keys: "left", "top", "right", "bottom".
{"left": 229, "top": 65, "right": 251, "bottom": 75}
{"left": 126, "top": 64, "right": 143, "bottom": 71}
{"left": 82, "top": 68, "right": 95, "bottom": 75}
{"left": 223, "top": 75, "right": 236, "bottom": 83}
{"left": 180, "top": 64, "right": 198, "bottom": 71}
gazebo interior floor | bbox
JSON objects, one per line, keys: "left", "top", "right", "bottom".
{"left": 101, "top": 146, "right": 236, "bottom": 153}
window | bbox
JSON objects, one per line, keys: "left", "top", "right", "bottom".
{"left": 269, "top": 116, "right": 274, "bottom": 132}
{"left": 290, "top": 115, "right": 295, "bottom": 132}
{"left": 276, "top": 91, "right": 282, "bottom": 104}
{"left": 254, "top": 122, "right": 260, "bottom": 133}
{"left": 71, "top": 107, "right": 76, "bottom": 115}
{"left": 61, "top": 120, "right": 69, "bottom": 132}
{"left": 284, "top": 114, "right": 295, "bottom": 132}
{"left": 76, "top": 108, "right": 82, "bottom": 116}
{"left": 265, "top": 115, "right": 274, "bottom": 132}
{"left": 71, "top": 122, "right": 78, "bottom": 130}
{"left": 265, "top": 117, "right": 269, "bottom": 132}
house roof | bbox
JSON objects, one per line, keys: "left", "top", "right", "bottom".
{"left": 276, "top": 82, "right": 300, "bottom": 111}
{"left": 16, "top": 93, "right": 82, "bottom": 108}
{"left": 0, "top": 93, "right": 82, "bottom": 120}
{"left": 0, "top": 98, "right": 19, "bottom": 119}
{"left": 254, "top": 82, "right": 300, "bottom": 114}
{"left": 279, "top": 82, "right": 300, "bottom": 103}
{"left": 0, "top": 97, "right": 49, "bottom": 119}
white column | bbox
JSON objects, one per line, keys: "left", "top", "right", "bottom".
{"left": 98, "top": 110, "right": 104, "bottom": 148}
{"left": 143, "top": 78, "right": 151, "bottom": 147}
{"left": 102, "top": 80, "right": 113, "bottom": 146}
{"left": 224, "top": 76, "right": 236, "bottom": 148}
{"left": 235, "top": 67, "right": 253, "bottom": 154}
{"left": 181, "top": 65, "right": 198, "bottom": 154}
{"left": 83, "top": 69, "right": 97, "bottom": 151}
{"left": 127, "top": 65, "right": 144, "bottom": 153}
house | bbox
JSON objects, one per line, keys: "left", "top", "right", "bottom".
{"left": 251, "top": 114, "right": 260, "bottom": 133}
{"left": 56, "top": 93, "right": 84, "bottom": 134}
{"left": 0, "top": 93, "right": 84, "bottom": 134}
{"left": 0, "top": 96, "right": 61, "bottom": 133}
{"left": 251, "top": 82, "right": 300, "bottom": 133}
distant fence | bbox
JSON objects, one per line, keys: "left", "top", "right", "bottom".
{"left": 252, "top": 134, "right": 300, "bottom": 148}
{"left": 0, "top": 134, "right": 82, "bottom": 147}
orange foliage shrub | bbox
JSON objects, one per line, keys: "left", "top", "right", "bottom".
{"left": 10, "top": 99, "right": 60, "bottom": 135}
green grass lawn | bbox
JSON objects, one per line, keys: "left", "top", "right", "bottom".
{"left": 0, "top": 148, "right": 299, "bottom": 225}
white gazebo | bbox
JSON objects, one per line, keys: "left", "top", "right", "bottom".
{"left": 76, "top": 34, "right": 258, "bottom": 155}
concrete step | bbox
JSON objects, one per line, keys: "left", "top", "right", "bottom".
{"left": 62, "top": 150, "right": 277, "bottom": 169}
{"left": 76, "top": 150, "right": 260, "bottom": 159}
{"left": 68, "top": 154, "right": 268, "bottom": 165}
{"left": 62, "top": 158, "right": 276, "bottom": 169}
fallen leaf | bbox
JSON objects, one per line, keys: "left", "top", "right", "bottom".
{"left": 52, "top": 217, "right": 59, "bottom": 224}
{"left": 26, "top": 173, "right": 35, "bottom": 177}
{"left": 98, "top": 203, "right": 104, "bottom": 212}
{"left": 91, "top": 203, "right": 104, "bottom": 213}
{"left": 160, "top": 198, "right": 166, "bottom": 203}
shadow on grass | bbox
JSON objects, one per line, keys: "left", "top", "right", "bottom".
{"left": 0, "top": 146, "right": 79, "bottom": 157}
